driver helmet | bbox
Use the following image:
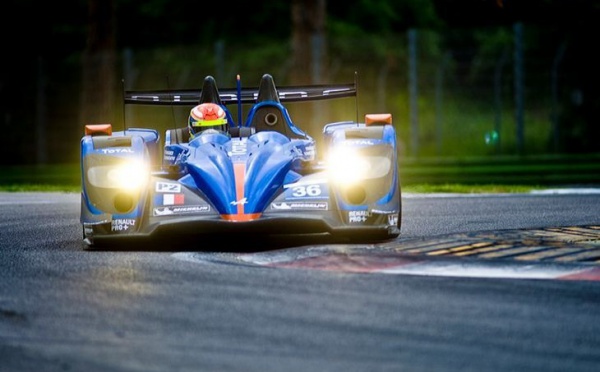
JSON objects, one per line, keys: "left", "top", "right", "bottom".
{"left": 188, "top": 103, "right": 228, "bottom": 139}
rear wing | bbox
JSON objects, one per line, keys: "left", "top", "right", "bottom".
{"left": 124, "top": 83, "right": 356, "bottom": 106}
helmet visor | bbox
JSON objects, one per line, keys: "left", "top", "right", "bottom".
{"left": 188, "top": 103, "right": 228, "bottom": 134}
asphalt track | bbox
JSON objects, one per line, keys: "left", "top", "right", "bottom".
{"left": 179, "top": 188, "right": 600, "bottom": 281}
{"left": 1, "top": 191, "right": 599, "bottom": 371}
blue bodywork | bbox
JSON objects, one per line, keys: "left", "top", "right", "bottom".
{"left": 80, "top": 74, "right": 401, "bottom": 247}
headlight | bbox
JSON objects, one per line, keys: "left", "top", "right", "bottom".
{"left": 327, "top": 146, "right": 392, "bottom": 185}
{"left": 106, "top": 162, "right": 149, "bottom": 190}
{"left": 87, "top": 160, "right": 149, "bottom": 191}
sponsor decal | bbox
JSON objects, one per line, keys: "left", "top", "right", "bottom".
{"left": 155, "top": 182, "right": 181, "bottom": 193}
{"left": 111, "top": 219, "right": 135, "bottom": 232}
{"left": 348, "top": 210, "right": 370, "bottom": 223}
{"left": 271, "top": 202, "right": 328, "bottom": 210}
{"left": 279, "top": 90, "right": 308, "bottom": 99}
{"left": 368, "top": 209, "right": 399, "bottom": 226}
{"left": 163, "top": 149, "right": 177, "bottom": 162}
{"left": 131, "top": 95, "right": 160, "bottom": 102}
{"left": 153, "top": 205, "right": 210, "bottom": 216}
{"left": 228, "top": 139, "right": 247, "bottom": 156}
{"left": 283, "top": 179, "right": 328, "bottom": 188}
{"left": 370, "top": 209, "right": 391, "bottom": 214}
{"left": 100, "top": 148, "right": 134, "bottom": 154}
{"left": 347, "top": 139, "right": 376, "bottom": 146}
{"left": 230, "top": 197, "right": 247, "bottom": 206}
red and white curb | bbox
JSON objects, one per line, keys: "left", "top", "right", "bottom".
{"left": 174, "top": 247, "right": 600, "bottom": 282}
{"left": 173, "top": 225, "right": 600, "bottom": 281}
{"left": 238, "top": 249, "right": 600, "bottom": 281}
{"left": 232, "top": 246, "right": 600, "bottom": 281}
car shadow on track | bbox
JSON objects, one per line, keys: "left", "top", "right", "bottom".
{"left": 85, "top": 232, "right": 394, "bottom": 253}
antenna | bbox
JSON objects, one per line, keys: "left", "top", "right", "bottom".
{"left": 236, "top": 74, "right": 242, "bottom": 127}
{"left": 354, "top": 71, "right": 359, "bottom": 126}
{"left": 121, "top": 78, "right": 127, "bottom": 133}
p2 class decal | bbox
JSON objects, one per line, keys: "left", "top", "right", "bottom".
{"left": 153, "top": 205, "right": 211, "bottom": 216}
{"left": 155, "top": 181, "right": 181, "bottom": 193}
{"left": 270, "top": 201, "right": 328, "bottom": 210}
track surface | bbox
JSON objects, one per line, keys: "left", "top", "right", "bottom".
{"left": 179, "top": 225, "right": 600, "bottom": 281}
{"left": 1, "top": 191, "right": 599, "bottom": 372}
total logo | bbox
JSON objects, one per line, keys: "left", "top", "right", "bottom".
{"left": 100, "top": 148, "right": 134, "bottom": 154}
{"left": 347, "top": 140, "right": 375, "bottom": 146}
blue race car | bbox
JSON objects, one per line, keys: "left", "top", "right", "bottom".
{"left": 80, "top": 73, "right": 401, "bottom": 248}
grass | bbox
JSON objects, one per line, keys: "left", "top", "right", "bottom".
{"left": 1, "top": 154, "right": 598, "bottom": 194}
{"left": 0, "top": 184, "right": 80, "bottom": 193}
{"left": 401, "top": 183, "right": 547, "bottom": 194}
{"left": 0, "top": 182, "right": 551, "bottom": 194}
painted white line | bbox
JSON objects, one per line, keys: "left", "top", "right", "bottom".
{"left": 402, "top": 188, "right": 600, "bottom": 198}
{"left": 378, "top": 261, "right": 591, "bottom": 280}
{"left": 0, "top": 192, "right": 79, "bottom": 205}
{"left": 530, "top": 188, "right": 600, "bottom": 195}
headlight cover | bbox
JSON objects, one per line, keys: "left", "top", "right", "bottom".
{"left": 87, "top": 160, "right": 149, "bottom": 191}
{"left": 327, "top": 146, "right": 392, "bottom": 185}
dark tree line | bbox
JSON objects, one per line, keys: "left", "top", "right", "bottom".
{"left": 1, "top": 0, "right": 598, "bottom": 164}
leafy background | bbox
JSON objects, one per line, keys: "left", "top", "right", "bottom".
{"left": 1, "top": 0, "right": 598, "bottom": 166}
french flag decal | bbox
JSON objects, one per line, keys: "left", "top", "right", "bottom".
{"left": 163, "top": 194, "right": 184, "bottom": 205}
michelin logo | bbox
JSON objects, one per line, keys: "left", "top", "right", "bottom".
{"left": 153, "top": 205, "right": 210, "bottom": 216}
{"left": 271, "top": 202, "right": 328, "bottom": 210}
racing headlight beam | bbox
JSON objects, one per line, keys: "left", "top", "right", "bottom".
{"left": 328, "top": 147, "right": 370, "bottom": 184}
{"left": 87, "top": 160, "right": 149, "bottom": 191}
{"left": 107, "top": 162, "right": 149, "bottom": 190}
{"left": 327, "top": 146, "right": 392, "bottom": 185}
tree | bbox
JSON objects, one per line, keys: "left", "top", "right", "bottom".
{"left": 81, "top": 0, "right": 117, "bottom": 126}
{"left": 290, "top": 0, "right": 327, "bottom": 85}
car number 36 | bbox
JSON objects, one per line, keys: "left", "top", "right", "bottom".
{"left": 291, "top": 184, "right": 322, "bottom": 197}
